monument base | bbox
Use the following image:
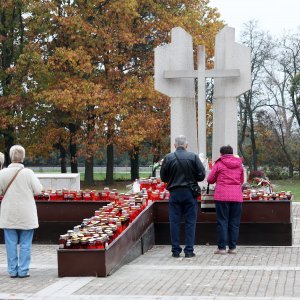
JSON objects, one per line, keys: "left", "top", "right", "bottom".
{"left": 57, "top": 200, "right": 292, "bottom": 277}
{"left": 57, "top": 204, "right": 154, "bottom": 277}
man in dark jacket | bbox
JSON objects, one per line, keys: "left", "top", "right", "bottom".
{"left": 160, "top": 135, "right": 206, "bottom": 258}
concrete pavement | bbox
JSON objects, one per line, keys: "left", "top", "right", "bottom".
{"left": 0, "top": 203, "right": 300, "bottom": 300}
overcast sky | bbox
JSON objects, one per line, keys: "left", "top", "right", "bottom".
{"left": 209, "top": 0, "right": 300, "bottom": 39}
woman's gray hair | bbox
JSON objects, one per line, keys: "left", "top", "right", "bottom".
{"left": 9, "top": 145, "right": 26, "bottom": 163}
{"left": 0, "top": 152, "right": 4, "bottom": 169}
{"left": 174, "top": 135, "right": 188, "bottom": 147}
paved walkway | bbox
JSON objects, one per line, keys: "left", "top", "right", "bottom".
{"left": 0, "top": 203, "right": 300, "bottom": 300}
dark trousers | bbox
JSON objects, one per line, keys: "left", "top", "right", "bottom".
{"left": 215, "top": 201, "right": 242, "bottom": 250}
{"left": 169, "top": 188, "right": 198, "bottom": 254}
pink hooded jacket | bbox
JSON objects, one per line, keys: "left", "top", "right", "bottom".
{"left": 207, "top": 154, "right": 244, "bottom": 202}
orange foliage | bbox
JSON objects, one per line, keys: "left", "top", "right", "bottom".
{"left": 1, "top": 0, "right": 224, "bottom": 162}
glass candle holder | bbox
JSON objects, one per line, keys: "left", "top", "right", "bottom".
{"left": 75, "top": 191, "right": 83, "bottom": 201}
{"left": 80, "top": 238, "right": 88, "bottom": 249}
{"left": 58, "top": 234, "right": 68, "bottom": 249}
{"left": 83, "top": 191, "right": 91, "bottom": 201}
{"left": 87, "top": 238, "right": 96, "bottom": 249}
{"left": 71, "top": 238, "right": 80, "bottom": 249}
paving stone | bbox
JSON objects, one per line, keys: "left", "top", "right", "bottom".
{"left": 0, "top": 204, "right": 300, "bottom": 299}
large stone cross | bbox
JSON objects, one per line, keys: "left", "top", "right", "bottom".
{"left": 154, "top": 26, "right": 251, "bottom": 161}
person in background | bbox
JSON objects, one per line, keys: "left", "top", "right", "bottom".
{"left": 207, "top": 145, "right": 244, "bottom": 254}
{"left": 0, "top": 152, "right": 4, "bottom": 169}
{"left": 160, "top": 135, "right": 205, "bottom": 258}
{"left": 0, "top": 145, "right": 42, "bottom": 278}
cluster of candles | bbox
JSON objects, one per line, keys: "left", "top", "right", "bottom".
{"left": 31, "top": 177, "right": 169, "bottom": 202}
{"left": 34, "top": 188, "right": 121, "bottom": 201}
{"left": 243, "top": 189, "right": 292, "bottom": 201}
{"left": 0, "top": 175, "right": 293, "bottom": 204}
{"left": 59, "top": 194, "right": 149, "bottom": 250}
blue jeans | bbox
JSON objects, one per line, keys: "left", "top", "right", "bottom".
{"left": 215, "top": 201, "right": 242, "bottom": 250}
{"left": 169, "top": 188, "right": 198, "bottom": 254}
{"left": 4, "top": 229, "right": 34, "bottom": 277}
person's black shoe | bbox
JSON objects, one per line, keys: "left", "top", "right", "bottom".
{"left": 172, "top": 253, "right": 180, "bottom": 258}
{"left": 10, "top": 275, "right": 18, "bottom": 278}
{"left": 185, "top": 252, "right": 195, "bottom": 258}
{"left": 18, "top": 274, "right": 30, "bottom": 278}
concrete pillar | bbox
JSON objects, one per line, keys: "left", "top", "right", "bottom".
{"left": 213, "top": 26, "right": 251, "bottom": 161}
{"left": 154, "top": 27, "right": 197, "bottom": 153}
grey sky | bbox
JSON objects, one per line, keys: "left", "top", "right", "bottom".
{"left": 209, "top": 0, "right": 300, "bottom": 38}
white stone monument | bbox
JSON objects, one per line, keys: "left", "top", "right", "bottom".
{"left": 154, "top": 26, "right": 251, "bottom": 162}
{"left": 154, "top": 27, "right": 198, "bottom": 153}
{"left": 213, "top": 27, "right": 251, "bottom": 161}
{"left": 36, "top": 173, "right": 80, "bottom": 191}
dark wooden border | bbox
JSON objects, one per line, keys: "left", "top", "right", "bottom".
{"left": 57, "top": 203, "right": 154, "bottom": 277}
{"left": 0, "top": 199, "right": 292, "bottom": 276}
{"left": 57, "top": 200, "right": 292, "bottom": 277}
{"left": 0, "top": 201, "right": 107, "bottom": 243}
{"left": 154, "top": 201, "right": 292, "bottom": 246}
{"left": 153, "top": 200, "right": 292, "bottom": 223}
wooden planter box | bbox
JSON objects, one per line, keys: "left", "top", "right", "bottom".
{"left": 153, "top": 200, "right": 292, "bottom": 246}
{"left": 35, "top": 201, "right": 108, "bottom": 243}
{"left": 57, "top": 199, "right": 292, "bottom": 277}
{"left": 0, "top": 201, "right": 107, "bottom": 244}
{"left": 57, "top": 203, "right": 154, "bottom": 277}
{"left": 0, "top": 199, "right": 292, "bottom": 276}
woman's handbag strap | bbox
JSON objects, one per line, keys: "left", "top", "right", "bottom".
{"left": 2, "top": 168, "right": 23, "bottom": 197}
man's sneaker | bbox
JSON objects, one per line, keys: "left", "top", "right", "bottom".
{"left": 172, "top": 253, "right": 180, "bottom": 258}
{"left": 185, "top": 252, "right": 195, "bottom": 258}
{"left": 228, "top": 249, "right": 237, "bottom": 254}
{"left": 214, "top": 249, "right": 226, "bottom": 254}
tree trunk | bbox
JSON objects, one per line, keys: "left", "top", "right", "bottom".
{"left": 69, "top": 143, "right": 77, "bottom": 173}
{"left": 84, "top": 105, "right": 96, "bottom": 185}
{"left": 239, "top": 91, "right": 258, "bottom": 171}
{"left": 60, "top": 145, "right": 67, "bottom": 173}
{"left": 69, "top": 123, "right": 78, "bottom": 173}
{"left": 238, "top": 99, "right": 252, "bottom": 171}
{"left": 84, "top": 156, "right": 94, "bottom": 186}
{"left": 54, "top": 141, "right": 67, "bottom": 173}
{"left": 299, "top": 153, "right": 300, "bottom": 180}
{"left": 105, "top": 143, "right": 114, "bottom": 185}
{"left": 1, "top": 5, "right": 24, "bottom": 167}
{"left": 249, "top": 111, "right": 258, "bottom": 171}
{"left": 130, "top": 146, "right": 139, "bottom": 181}
{"left": 288, "top": 164, "right": 294, "bottom": 178}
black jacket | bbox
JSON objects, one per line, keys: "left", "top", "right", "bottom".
{"left": 160, "top": 147, "right": 206, "bottom": 191}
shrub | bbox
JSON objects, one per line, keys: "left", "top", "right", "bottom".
{"left": 265, "top": 166, "right": 289, "bottom": 180}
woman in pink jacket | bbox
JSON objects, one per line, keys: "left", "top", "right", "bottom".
{"left": 207, "top": 145, "right": 244, "bottom": 254}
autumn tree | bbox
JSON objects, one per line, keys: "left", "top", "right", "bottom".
{"left": 1, "top": 0, "right": 224, "bottom": 185}
{"left": 19, "top": 0, "right": 112, "bottom": 183}
{"left": 0, "top": 0, "right": 28, "bottom": 164}
{"left": 261, "top": 29, "right": 300, "bottom": 177}
{"left": 41, "top": 0, "right": 224, "bottom": 183}
{"left": 97, "top": 0, "right": 224, "bottom": 181}
{"left": 279, "top": 31, "right": 300, "bottom": 129}
{"left": 291, "top": 73, "right": 300, "bottom": 128}
{"left": 237, "top": 23, "right": 300, "bottom": 176}
{"left": 238, "top": 20, "right": 274, "bottom": 171}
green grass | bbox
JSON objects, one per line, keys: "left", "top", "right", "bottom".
{"left": 34, "top": 170, "right": 151, "bottom": 181}
{"left": 79, "top": 172, "right": 151, "bottom": 181}
{"left": 272, "top": 179, "right": 300, "bottom": 201}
